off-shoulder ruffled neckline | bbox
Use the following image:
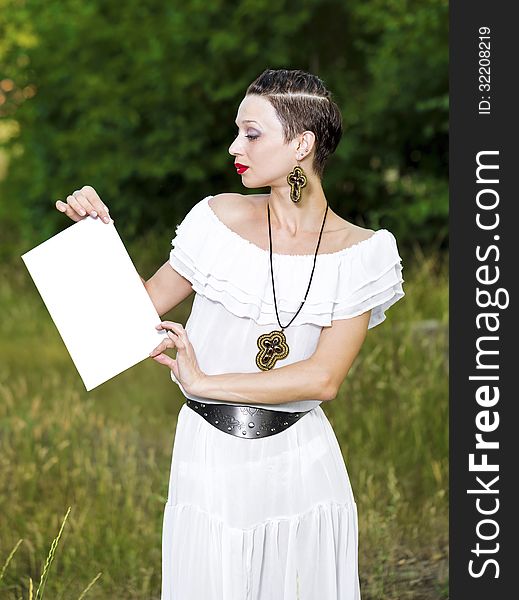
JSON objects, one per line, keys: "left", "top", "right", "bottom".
{"left": 203, "top": 195, "right": 388, "bottom": 259}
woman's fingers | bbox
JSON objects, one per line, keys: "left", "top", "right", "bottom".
{"left": 155, "top": 322, "right": 190, "bottom": 350}
{"left": 151, "top": 321, "right": 204, "bottom": 393}
{"left": 72, "top": 190, "right": 98, "bottom": 216}
{"left": 149, "top": 335, "right": 177, "bottom": 357}
{"left": 81, "top": 185, "right": 111, "bottom": 223}
{"left": 151, "top": 322, "right": 191, "bottom": 358}
{"left": 55, "top": 185, "right": 111, "bottom": 224}
{"left": 55, "top": 199, "right": 84, "bottom": 221}
{"left": 156, "top": 321, "right": 185, "bottom": 336}
{"left": 67, "top": 191, "right": 89, "bottom": 217}
{"left": 151, "top": 352, "right": 177, "bottom": 370}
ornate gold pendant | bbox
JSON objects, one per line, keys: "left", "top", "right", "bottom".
{"left": 256, "top": 330, "right": 289, "bottom": 371}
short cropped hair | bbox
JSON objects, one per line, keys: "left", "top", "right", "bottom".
{"left": 246, "top": 68, "right": 343, "bottom": 178}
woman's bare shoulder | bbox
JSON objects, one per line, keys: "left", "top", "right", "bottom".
{"left": 208, "top": 193, "right": 265, "bottom": 226}
{"left": 208, "top": 193, "right": 376, "bottom": 248}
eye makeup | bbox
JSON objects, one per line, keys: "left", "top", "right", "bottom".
{"left": 235, "top": 126, "right": 261, "bottom": 141}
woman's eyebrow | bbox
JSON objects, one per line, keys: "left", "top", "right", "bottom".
{"left": 235, "top": 119, "right": 260, "bottom": 125}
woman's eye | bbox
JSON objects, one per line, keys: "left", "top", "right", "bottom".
{"left": 234, "top": 128, "right": 259, "bottom": 141}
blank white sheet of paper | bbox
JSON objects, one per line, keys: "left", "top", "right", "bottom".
{"left": 21, "top": 216, "right": 169, "bottom": 391}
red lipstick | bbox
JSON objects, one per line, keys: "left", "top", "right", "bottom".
{"left": 235, "top": 163, "right": 249, "bottom": 174}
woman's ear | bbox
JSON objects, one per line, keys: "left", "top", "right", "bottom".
{"left": 297, "top": 131, "right": 316, "bottom": 157}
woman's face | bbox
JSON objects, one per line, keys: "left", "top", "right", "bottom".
{"left": 228, "top": 94, "right": 304, "bottom": 189}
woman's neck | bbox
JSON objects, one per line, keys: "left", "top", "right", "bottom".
{"left": 266, "top": 179, "right": 328, "bottom": 236}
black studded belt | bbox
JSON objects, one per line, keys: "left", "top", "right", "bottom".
{"left": 185, "top": 399, "right": 313, "bottom": 439}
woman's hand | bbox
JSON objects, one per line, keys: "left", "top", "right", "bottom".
{"left": 149, "top": 321, "right": 207, "bottom": 395}
{"left": 55, "top": 185, "right": 112, "bottom": 224}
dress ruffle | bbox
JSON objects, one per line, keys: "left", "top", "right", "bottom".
{"left": 162, "top": 500, "right": 360, "bottom": 600}
{"left": 169, "top": 195, "right": 405, "bottom": 328}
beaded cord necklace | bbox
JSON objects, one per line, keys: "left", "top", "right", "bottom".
{"left": 255, "top": 200, "right": 329, "bottom": 371}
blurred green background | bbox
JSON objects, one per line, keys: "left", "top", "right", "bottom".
{"left": 0, "top": 0, "right": 448, "bottom": 598}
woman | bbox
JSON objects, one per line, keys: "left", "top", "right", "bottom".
{"left": 56, "top": 68, "right": 405, "bottom": 600}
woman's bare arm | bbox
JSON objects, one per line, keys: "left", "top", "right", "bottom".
{"left": 141, "top": 262, "right": 194, "bottom": 317}
{"left": 192, "top": 357, "right": 331, "bottom": 404}
{"left": 188, "top": 311, "right": 371, "bottom": 405}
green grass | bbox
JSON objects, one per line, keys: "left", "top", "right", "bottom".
{"left": 0, "top": 242, "right": 448, "bottom": 599}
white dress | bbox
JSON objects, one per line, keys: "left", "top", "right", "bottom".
{"left": 161, "top": 195, "right": 405, "bottom": 600}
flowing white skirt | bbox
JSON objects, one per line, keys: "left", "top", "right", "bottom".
{"left": 161, "top": 402, "right": 361, "bottom": 600}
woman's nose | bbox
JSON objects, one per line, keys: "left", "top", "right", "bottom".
{"left": 228, "top": 136, "right": 242, "bottom": 156}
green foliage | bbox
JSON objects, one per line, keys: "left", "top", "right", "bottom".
{"left": 0, "top": 0, "right": 447, "bottom": 258}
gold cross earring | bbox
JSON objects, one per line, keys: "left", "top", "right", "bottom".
{"left": 287, "top": 151, "right": 307, "bottom": 203}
